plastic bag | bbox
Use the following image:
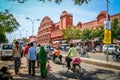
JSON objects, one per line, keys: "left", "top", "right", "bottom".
{"left": 47, "top": 63, "right": 51, "bottom": 72}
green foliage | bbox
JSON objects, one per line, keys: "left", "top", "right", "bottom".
{"left": 111, "top": 18, "right": 120, "bottom": 41}
{"left": 0, "top": 33, "right": 8, "bottom": 43}
{"left": 97, "top": 25, "right": 104, "bottom": 43}
{"left": 91, "top": 29, "right": 99, "bottom": 39}
{"left": 62, "top": 26, "right": 81, "bottom": 43}
{"left": 39, "top": 0, "right": 62, "bottom": 4}
{"left": 81, "top": 28, "right": 92, "bottom": 41}
{"left": 22, "top": 37, "right": 28, "bottom": 43}
{"left": 0, "top": 10, "right": 20, "bottom": 42}
{"left": 73, "top": 0, "right": 90, "bottom": 5}
{"left": 9, "top": 0, "right": 90, "bottom": 5}
{"left": 90, "top": 18, "right": 120, "bottom": 43}
{"left": 0, "top": 10, "right": 20, "bottom": 33}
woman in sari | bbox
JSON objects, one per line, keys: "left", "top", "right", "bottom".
{"left": 38, "top": 46, "right": 48, "bottom": 78}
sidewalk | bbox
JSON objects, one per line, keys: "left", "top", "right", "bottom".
{"left": 9, "top": 57, "right": 80, "bottom": 80}
{"left": 1, "top": 56, "right": 119, "bottom": 80}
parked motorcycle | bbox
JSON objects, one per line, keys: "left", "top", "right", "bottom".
{"left": 112, "top": 52, "right": 120, "bottom": 62}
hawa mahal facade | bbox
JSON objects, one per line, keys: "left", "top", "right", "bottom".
{"left": 36, "top": 11, "right": 120, "bottom": 46}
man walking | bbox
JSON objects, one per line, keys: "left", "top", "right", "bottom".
{"left": 28, "top": 43, "right": 37, "bottom": 76}
{"left": 24, "top": 43, "right": 30, "bottom": 66}
{"left": 12, "top": 41, "right": 21, "bottom": 74}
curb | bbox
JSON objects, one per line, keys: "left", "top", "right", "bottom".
{"left": 81, "top": 58, "right": 120, "bottom": 70}
{"left": 61, "top": 54, "right": 120, "bottom": 70}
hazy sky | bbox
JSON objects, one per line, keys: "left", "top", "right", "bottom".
{"left": 0, "top": 0, "right": 120, "bottom": 42}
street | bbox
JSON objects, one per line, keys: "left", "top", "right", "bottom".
{"left": 61, "top": 51, "right": 120, "bottom": 64}
{"left": 88, "top": 52, "right": 119, "bottom": 63}
{"left": 0, "top": 56, "right": 120, "bottom": 80}
{"left": 1, "top": 0, "right": 120, "bottom": 80}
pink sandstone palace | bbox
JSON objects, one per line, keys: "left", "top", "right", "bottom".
{"left": 35, "top": 11, "right": 120, "bottom": 46}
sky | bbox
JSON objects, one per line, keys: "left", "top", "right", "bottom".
{"left": 0, "top": 0, "right": 120, "bottom": 42}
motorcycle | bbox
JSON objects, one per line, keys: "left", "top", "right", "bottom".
{"left": 112, "top": 52, "right": 120, "bottom": 62}
{"left": 53, "top": 55, "right": 63, "bottom": 64}
{"left": 79, "top": 50, "right": 90, "bottom": 58}
{"left": 63, "top": 57, "right": 83, "bottom": 78}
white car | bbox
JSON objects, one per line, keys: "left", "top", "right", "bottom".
{"left": 102, "top": 45, "right": 117, "bottom": 54}
{"left": 0, "top": 43, "right": 13, "bottom": 60}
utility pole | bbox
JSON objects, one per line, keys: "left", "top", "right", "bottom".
{"left": 104, "top": 0, "right": 111, "bottom": 62}
{"left": 26, "top": 17, "right": 40, "bottom": 42}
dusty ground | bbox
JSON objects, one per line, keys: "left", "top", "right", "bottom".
{"left": 0, "top": 57, "right": 80, "bottom": 80}
{"left": 0, "top": 57, "right": 120, "bottom": 80}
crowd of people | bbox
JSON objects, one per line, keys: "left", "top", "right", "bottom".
{"left": 0, "top": 41, "right": 82, "bottom": 79}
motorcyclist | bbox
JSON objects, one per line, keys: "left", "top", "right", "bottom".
{"left": 114, "top": 46, "right": 120, "bottom": 57}
{"left": 52, "top": 48, "right": 62, "bottom": 63}
{"left": 65, "top": 44, "right": 79, "bottom": 69}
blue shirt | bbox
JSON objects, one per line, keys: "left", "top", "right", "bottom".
{"left": 28, "top": 46, "right": 37, "bottom": 60}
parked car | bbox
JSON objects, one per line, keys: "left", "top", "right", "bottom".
{"left": 102, "top": 44, "right": 118, "bottom": 54}
{"left": 60, "top": 44, "right": 70, "bottom": 51}
{"left": 0, "top": 43, "right": 13, "bottom": 60}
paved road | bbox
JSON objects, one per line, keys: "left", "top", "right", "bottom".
{"left": 0, "top": 57, "right": 120, "bottom": 80}
{"left": 61, "top": 51, "right": 120, "bottom": 64}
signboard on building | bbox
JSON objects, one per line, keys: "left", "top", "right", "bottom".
{"left": 103, "top": 30, "right": 111, "bottom": 44}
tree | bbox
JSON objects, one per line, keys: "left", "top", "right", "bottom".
{"left": 89, "top": 18, "right": 120, "bottom": 44}
{"left": 97, "top": 26, "right": 104, "bottom": 43}
{"left": 0, "top": 10, "right": 20, "bottom": 42}
{"left": 22, "top": 37, "right": 28, "bottom": 43}
{"left": 91, "top": 29, "right": 99, "bottom": 39}
{"left": 81, "top": 28, "right": 92, "bottom": 42}
{"left": 62, "top": 26, "right": 81, "bottom": 43}
{"left": 111, "top": 18, "right": 120, "bottom": 42}
{"left": 0, "top": 33, "right": 8, "bottom": 43}
{"left": 0, "top": 10, "right": 20, "bottom": 34}
{"left": 8, "top": 0, "right": 91, "bottom": 5}
{"left": 90, "top": 26, "right": 104, "bottom": 43}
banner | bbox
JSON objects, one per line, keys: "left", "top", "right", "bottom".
{"left": 103, "top": 30, "right": 111, "bottom": 44}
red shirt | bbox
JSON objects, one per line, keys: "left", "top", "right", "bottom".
{"left": 24, "top": 46, "right": 30, "bottom": 55}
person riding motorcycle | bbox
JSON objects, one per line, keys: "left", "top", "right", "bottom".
{"left": 65, "top": 44, "right": 79, "bottom": 69}
{"left": 52, "top": 48, "right": 62, "bottom": 63}
{"left": 113, "top": 46, "right": 120, "bottom": 61}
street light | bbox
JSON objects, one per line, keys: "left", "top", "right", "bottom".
{"left": 19, "top": 29, "right": 24, "bottom": 39}
{"left": 105, "top": 0, "right": 111, "bottom": 62}
{"left": 26, "top": 17, "right": 40, "bottom": 41}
